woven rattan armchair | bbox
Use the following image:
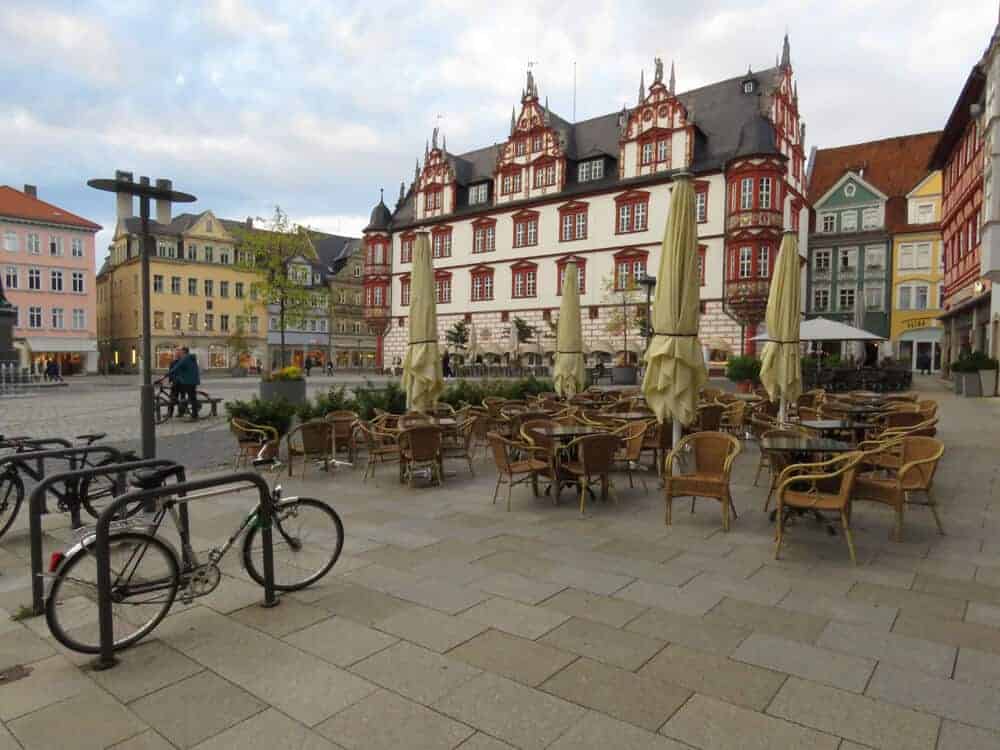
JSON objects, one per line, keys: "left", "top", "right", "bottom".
{"left": 398, "top": 425, "right": 443, "bottom": 488}
{"left": 285, "top": 419, "right": 334, "bottom": 478}
{"left": 326, "top": 410, "right": 359, "bottom": 464}
{"left": 759, "top": 427, "right": 811, "bottom": 512}
{"left": 520, "top": 418, "right": 564, "bottom": 501}
{"left": 774, "top": 452, "right": 864, "bottom": 563}
{"left": 853, "top": 436, "right": 944, "bottom": 541}
{"left": 641, "top": 421, "right": 673, "bottom": 477}
{"left": 355, "top": 421, "right": 400, "bottom": 482}
{"left": 442, "top": 417, "right": 477, "bottom": 476}
{"left": 487, "top": 432, "right": 548, "bottom": 511}
{"left": 613, "top": 420, "right": 652, "bottom": 492}
{"left": 695, "top": 403, "right": 725, "bottom": 432}
{"left": 719, "top": 401, "right": 747, "bottom": 436}
{"left": 562, "top": 433, "right": 621, "bottom": 514}
{"left": 230, "top": 418, "right": 279, "bottom": 469}
{"left": 663, "top": 431, "right": 741, "bottom": 531}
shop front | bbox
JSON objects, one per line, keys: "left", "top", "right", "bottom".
{"left": 896, "top": 324, "right": 944, "bottom": 373}
{"left": 23, "top": 336, "right": 98, "bottom": 375}
{"left": 939, "top": 287, "right": 992, "bottom": 369}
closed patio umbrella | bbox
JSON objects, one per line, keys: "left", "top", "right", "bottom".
{"left": 759, "top": 231, "right": 803, "bottom": 424}
{"left": 554, "top": 262, "right": 585, "bottom": 397}
{"left": 402, "top": 233, "right": 444, "bottom": 411}
{"left": 641, "top": 173, "right": 706, "bottom": 442}
{"left": 467, "top": 322, "right": 481, "bottom": 360}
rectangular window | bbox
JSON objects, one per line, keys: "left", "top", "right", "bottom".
{"left": 171, "top": 276, "right": 181, "bottom": 294}
{"left": 432, "top": 232, "right": 452, "bottom": 258}
{"left": 757, "top": 245, "right": 770, "bottom": 278}
{"left": 220, "top": 314, "right": 230, "bottom": 332}
{"left": 4, "top": 266, "right": 16, "bottom": 289}
{"left": 72, "top": 271, "right": 84, "bottom": 293}
{"left": 50, "top": 269, "right": 63, "bottom": 292}
{"left": 187, "top": 244, "right": 197, "bottom": 261}
{"left": 696, "top": 191, "right": 707, "bottom": 223}
{"left": 188, "top": 312, "right": 198, "bottom": 330}
{"left": 70, "top": 239, "right": 82, "bottom": 257}
{"left": 657, "top": 139, "right": 669, "bottom": 163}
{"left": 469, "top": 183, "right": 488, "bottom": 205}
{"left": 534, "top": 164, "right": 555, "bottom": 188}
{"left": 865, "top": 246, "right": 885, "bottom": 270}
{"left": 219, "top": 281, "right": 229, "bottom": 298}
{"left": 51, "top": 308, "right": 64, "bottom": 329}
{"left": 641, "top": 142, "right": 654, "bottom": 165}
{"left": 862, "top": 207, "right": 880, "bottom": 230}
{"left": 153, "top": 275, "right": 163, "bottom": 293}
{"left": 204, "top": 280, "right": 213, "bottom": 297}
{"left": 759, "top": 178, "right": 772, "bottom": 209}
{"left": 557, "top": 265, "right": 586, "bottom": 294}
{"left": 72, "top": 308, "right": 85, "bottom": 330}
{"left": 618, "top": 204, "right": 630, "bottom": 233}
{"left": 838, "top": 287, "right": 856, "bottom": 311}
{"left": 561, "top": 214, "right": 573, "bottom": 241}
{"left": 740, "top": 178, "right": 753, "bottom": 210}
{"left": 820, "top": 214, "right": 835, "bottom": 233}
{"left": 220, "top": 251, "right": 230, "bottom": 265}
{"left": 49, "top": 236, "right": 63, "bottom": 256}
{"left": 3, "top": 231, "right": 16, "bottom": 252}
{"left": 188, "top": 278, "right": 197, "bottom": 295}
{"left": 738, "top": 247, "right": 753, "bottom": 278}
{"left": 401, "top": 237, "right": 413, "bottom": 262}
{"left": 28, "top": 268, "right": 40, "bottom": 290}
{"left": 577, "top": 160, "right": 602, "bottom": 182}
{"left": 235, "top": 282, "right": 244, "bottom": 298}
{"left": 204, "top": 313, "right": 214, "bottom": 331}
{"left": 839, "top": 247, "right": 858, "bottom": 271}
{"left": 915, "top": 202, "right": 934, "bottom": 223}
{"left": 865, "top": 286, "right": 883, "bottom": 310}
{"left": 171, "top": 312, "right": 182, "bottom": 330}
{"left": 27, "top": 233, "right": 40, "bottom": 254}
{"left": 514, "top": 218, "right": 538, "bottom": 248}
{"left": 898, "top": 243, "right": 914, "bottom": 269}
{"left": 841, "top": 211, "right": 857, "bottom": 232}
{"left": 400, "top": 280, "right": 411, "bottom": 306}
{"left": 153, "top": 311, "right": 164, "bottom": 330}
{"left": 813, "top": 288, "right": 830, "bottom": 312}
{"left": 29, "top": 306, "right": 42, "bottom": 329}
{"left": 204, "top": 246, "right": 214, "bottom": 263}
{"left": 434, "top": 277, "right": 451, "bottom": 304}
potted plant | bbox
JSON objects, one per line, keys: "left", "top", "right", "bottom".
{"left": 225, "top": 396, "right": 297, "bottom": 437}
{"left": 979, "top": 354, "right": 1000, "bottom": 397}
{"left": 726, "top": 355, "right": 761, "bottom": 393}
{"left": 954, "top": 351, "right": 999, "bottom": 397}
{"left": 260, "top": 365, "right": 307, "bottom": 405}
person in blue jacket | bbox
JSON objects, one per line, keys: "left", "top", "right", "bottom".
{"left": 168, "top": 347, "right": 201, "bottom": 420}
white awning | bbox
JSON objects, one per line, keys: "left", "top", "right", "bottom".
{"left": 752, "top": 317, "right": 885, "bottom": 343}
{"left": 23, "top": 337, "right": 98, "bottom": 353}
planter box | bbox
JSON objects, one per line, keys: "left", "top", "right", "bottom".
{"left": 612, "top": 366, "right": 637, "bottom": 386}
{"left": 980, "top": 368, "right": 999, "bottom": 398}
{"left": 260, "top": 379, "right": 307, "bottom": 405}
{"left": 954, "top": 374, "right": 963, "bottom": 394}
{"left": 734, "top": 380, "right": 754, "bottom": 394}
{"left": 963, "top": 372, "right": 983, "bottom": 397}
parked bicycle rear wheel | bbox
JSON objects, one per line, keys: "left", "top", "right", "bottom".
{"left": 242, "top": 498, "right": 343, "bottom": 591}
{"left": 0, "top": 470, "right": 24, "bottom": 540}
{"left": 80, "top": 461, "right": 143, "bottom": 521}
{"left": 46, "top": 531, "right": 179, "bottom": 654}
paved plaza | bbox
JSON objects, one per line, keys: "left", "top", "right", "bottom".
{"left": 3, "top": 377, "right": 1000, "bottom": 748}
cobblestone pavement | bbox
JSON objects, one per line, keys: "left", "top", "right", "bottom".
{"left": 3, "top": 377, "right": 1000, "bottom": 749}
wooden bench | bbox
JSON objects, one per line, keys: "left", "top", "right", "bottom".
{"left": 196, "top": 391, "right": 224, "bottom": 417}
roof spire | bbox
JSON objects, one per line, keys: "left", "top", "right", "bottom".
{"left": 424, "top": 139, "right": 429, "bottom": 161}
{"left": 510, "top": 106, "right": 516, "bottom": 134}
{"left": 379, "top": 187, "right": 384, "bottom": 204}
{"left": 414, "top": 158, "right": 420, "bottom": 182}
{"left": 398, "top": 181, "right": 405, "bottom": 203}
{"left": 637, "top": 69, "right": 645, "bottom": 105}
{"left": 442, "top": 133, "right": 446, "bottom": 152}
{"left": 669, "top": 60, "right": 676, "bottom": 94}
{"left": 431, "top": 126, "right": 438, "bottom": 150}
{"left": 780, "top": 31, "right": 791, "bottom": 69}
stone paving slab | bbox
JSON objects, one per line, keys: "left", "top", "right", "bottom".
{"left": 448, "top": 628, "right": 578, "bottom": 687}
{"left": 349, "top": 641, "right": 482, "bottom": 705}
{"left": 732, "top": 632, "right": 875, "bottom": 692}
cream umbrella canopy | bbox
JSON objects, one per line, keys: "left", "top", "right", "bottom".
{"left": 759, "top": 231, "right": 803, "bottom": 423}
{"left": 641, "top": 174, "right": 707, "bottom": 437}
{"left": 467, "top": 321, "right": 481, "bottom": 361}
{"left": 554, "top": 262, "right": 585, "bottom": 397}
{"left": 401, "top": 233, "right": 444, "bottom": 412}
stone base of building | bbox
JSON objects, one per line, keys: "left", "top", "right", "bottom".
{"left": 381, "top": 300, "right": 743, "bottom": 368}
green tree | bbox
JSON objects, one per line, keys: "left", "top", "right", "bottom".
{"left": 445, "top": 320, "right": 469, "bottom": 352}
{"left": 226, "top": 322, "right": 251, "bottom": 370}
{"left": 601, "top": 273, "right": 645, "bottom": 364}
{"left": 236, "top": 207, "right": 327, "bottom": 372}
{"left": 513, "top": 317, "right": 535, "bottom": 343}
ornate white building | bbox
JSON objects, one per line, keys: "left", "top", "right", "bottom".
{"left": 363, "top": 37, "right": 810, "bottom": 368}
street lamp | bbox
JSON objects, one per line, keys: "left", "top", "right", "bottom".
{"left": 638, "top": 273, "right": 657, "bottom": 352}
{"left": 88, "top": 175, "right": 196, "bottom": 459}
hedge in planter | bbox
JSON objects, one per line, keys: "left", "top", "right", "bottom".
{"left": 726, "top": 356, "right": 762, "bottom": 391}
{"left": 260, "top": 366, "right": 307, "bottom": 405}
{"left": 951, "top": 352, "right": 999, "bottom": 397}
{"left": 225, "top": 396, "right": 297, "bottom": 436}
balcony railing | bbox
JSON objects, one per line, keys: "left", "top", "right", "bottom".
{"left": 364, "top": 262, "right": 391, "bottom": 276}
{"left": 724, "top": 278, "right": 770, "bottom": 323}
{"left": 363, "top": 304, "right": 390, "bottom": 320}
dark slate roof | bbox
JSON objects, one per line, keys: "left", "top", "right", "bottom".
{"left": 387, "top": 66, "right": 785, "bottom": 229}
{"left": 364, "top": 200, "right": 392, "bottom": 232}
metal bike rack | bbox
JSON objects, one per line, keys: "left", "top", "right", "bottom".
{"left": 25, "top": 455, "right": 183, "bottom": 616}
{"left": 93, "top": 471, "right": 278, "bottom": 670}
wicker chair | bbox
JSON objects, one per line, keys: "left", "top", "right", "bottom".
{"left": 562, "top": 433, "right": 621, "bottom": 514}
{"left": 520, "top": 418, "right": 565, "bottom": 501}
{"left": 759, "top": 427, "right": 811, "bottom": 512}
{"left": 285, "top": 419, "right": 334, "bottom": 477}
{"left": 695, "top": 403, "right": 725, "bottom": 432}
{"left": 326, "top": 410, "right": 359, "bottom": 465}
{"left": 399, "top": 411, "right": 434, "bottom": 430}
{"left": 230, "top": 418, "right": 279, "bottom": 469}
{"left": 398, "top": 425, "right": 443, "bottom": 487}
{"left": 641, "top": 421, "right": 674, "bottom": 477}
{"left": 774, "top": 452, "right": 864, "bottom": 563}
{"left": 719, "top": 401, "right": 747, "bottom": 436}
{"left": 797, "top": 406, "right": 821, "bottom": 421}
{"left": 663, "top": 431, "right": 742, "bottom": 531}
{"left": 442, "top": 417, "right": 477, "bottom": 476}
{"left": 487, "top": 432, "right": 548, "bottom": 511}
{"left": 852, "top": 436, "right": 945, "bottom": 541}
{"left": 613, "top": 420, "right": 652, "bottom": 491}
{"left": 355, "top": 421, "right": 400, "bottom": 482}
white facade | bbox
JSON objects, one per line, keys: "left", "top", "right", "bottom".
{"left": 982, "top": 19, "right": 1000, "bottom": 352}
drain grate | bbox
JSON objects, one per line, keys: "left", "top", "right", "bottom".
{"left": 0, "top": 664, "right": 32, "bottom": 684}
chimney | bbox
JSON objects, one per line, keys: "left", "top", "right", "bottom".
{"left": 155, "top": 178, "right": 172, "bottom": 225}
{"left": 115, "top": 170, "right": 134, "bottom": 219}
{"left": 245, "top": 216, "right": 253, "bottom": 229}
{"left": 22, "top": 184, "right": 37, "bottom": 198}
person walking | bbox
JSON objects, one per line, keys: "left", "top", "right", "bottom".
{"left": 442, "top": 350, "right": 452, "bottom": 379}
{"left": 168, "top": 347, "right": 201, "bottom": 420}
{"left": 166, "top": 348, "right": 184, "bottom": 417}
{"left": 304, "top": 356, "right": 313, "bottom": 377}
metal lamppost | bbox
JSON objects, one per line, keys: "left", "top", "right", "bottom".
{"left": 87, "top": 175, "right": 196, "bottom": 459}
{"left": 638, "top": 274, "right": 657, "bottom": 353}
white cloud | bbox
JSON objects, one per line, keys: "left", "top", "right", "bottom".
{"left": 295, "top": 214, "right": 369, "bottom": 237}
{"left": 205, "top": 0, "right": 288, "bottom": 41}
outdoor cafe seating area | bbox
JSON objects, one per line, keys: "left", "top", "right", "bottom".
{"left": 229, "top": 381, "right": 945, "bottom": 566}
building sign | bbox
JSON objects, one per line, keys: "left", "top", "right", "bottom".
{"left": 903, "top": 317, "right": 941, "bottom": 331}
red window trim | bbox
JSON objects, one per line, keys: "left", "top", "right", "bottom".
{"left": 398, "top": 275, "right": 411, "bottom": 307}
{"left": 614, "top": 190, "right": 651, "bottom": 235}
{"left": 423, "top": 184, "right": 443, "bottom": 212}
{"left": 469, "top": 265, "right": 495, "bottom": 302}
{"left": 510, "top": 259, "right": 539, "bottom": 299}
{"left": 471, "top": 216, "right": 497, "bottom": 255}
{"left": 430, "top": 225, "right": 452, "bottom": 258}
{"left": 555, "top": 254, "right": 587, "bottom": 295}
{"left": 612, "top": 248, "right": 649, "bottom": 290}
{"left": 433, "top": 269, "right": 453, "bottom": 304}
{"left": 637, "top": 130, "right": 672, "bottom": 168}
{"left": 399, "top": 231, "right": 415, "bottom": 263}
{"left": 499, "top": 165, "right": 524, "bottom": 196}
{"left": 694, "top": 181, "right": 710, "bottom": 224}
{"left": 557, "top": 201, "right": 589, "bottom": 242}
{"left": 512, "top": 209, "right": 540, "bottom": 248}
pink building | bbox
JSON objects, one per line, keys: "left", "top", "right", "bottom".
{"left": 0, "top": 185, "right": 101, "bottom": 374}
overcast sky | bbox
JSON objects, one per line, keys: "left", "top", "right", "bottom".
{"left": 1, "top": 0, "right": 996, "bottom": 259}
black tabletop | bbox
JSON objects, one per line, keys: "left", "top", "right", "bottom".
{"left": 541, "top": 425, "right": 605, "bottom": 439}
{"left": 800, "top": 419, "right": 866, "bottom": 432}
{"left": 761, "top": 436, "right": 853, "bottom": 453}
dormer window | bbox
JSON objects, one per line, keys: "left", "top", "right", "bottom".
{"left": 578, "top": 159, "right": 604, "bottom": 182}
{"left": 532, "top": 135, "right": 543, "bottom": 152}
{"left": 742, "top": 80, "right": 755, "bottom": 94}
{"left": 469, "top": 183, "right": 489, "bottom": 206}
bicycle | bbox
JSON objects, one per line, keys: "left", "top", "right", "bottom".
{"left": 44, "top": 452, "right": 344, "bottom": 654}
{"left": 0, "top": 434, "right": 139, "bottom": 540}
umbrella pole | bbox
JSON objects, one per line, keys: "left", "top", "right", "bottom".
{"left": 778, "top": 397, "right": 787, "bottom": 427}
{"left": 672, "top": 418, "right": 682, "bottom": 448}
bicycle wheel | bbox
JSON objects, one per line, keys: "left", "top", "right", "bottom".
{"left": 0, "top": 470, "right": 24, "bottom": 540}
{"left": 80, "top": 463, "right": 142, "bottom": 521}
{"left": 242, "top": 498, "right": 344, "bottom": 591}
{"left": 46, "top": 531, "right": 179, "bottom": 654}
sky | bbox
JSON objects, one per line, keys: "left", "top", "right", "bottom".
{"left": 1, "top": 0, "right": 996, "bottom": 261}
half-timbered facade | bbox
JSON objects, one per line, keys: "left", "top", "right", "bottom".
{"left": 364, "top": 38, "right": 810, "bottom": 367}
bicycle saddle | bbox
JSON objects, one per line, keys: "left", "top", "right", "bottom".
{"left": 76, "top": 432, "right": 107, "bottom": 443}
{"left": 129, "top": 467, "right": 175, "bottom": 490}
